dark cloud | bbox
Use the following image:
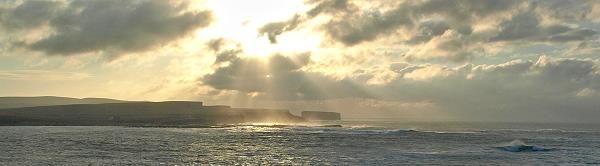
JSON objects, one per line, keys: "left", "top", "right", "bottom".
{"left": 258, "top": 14, "right": 302, "bottom": 44}
{"left": 213, "top": 49, "right": 242, "bottom": 65}
{"left": 198, "top": 33, "right": 600, "bottom": 122}
{"left": 418, "top": 0, "right": 520, "bottom": 23}
{"left": 1, "top": 0, "right": 212, "bottom": 57}
{"left": 535, "top": 0, "right": 595, "bottom": 22}
{"left": 491, "top": 12, "right": 596, "bottom": 42}
{"left": 202, "top": 51, "right": 600, "bottom": 121}
{"left": 569, "top": 41, "right": 600, "bottom": 58}
{"left": 205, "top": 38, "right": 244, "bottom": 65}
{"left": 257, "top": 0, "right": 356, "bottom": 44}
{"left": 201, "top": 51, "right": 370, "bottom": 100}
{"left": 371, "top": 56, "right": 600, "bottom": 122}
{"left": 406, "top": 20, "right": 450, "bottom": 44}
{"left": 0, "top": 1, "right": 61, "bottom": 30}
{"left": 323, "top": 3, "right": 415, "bottom": 46}
{"left": 200, "top": 33, "right": 600, "bottom": 121}
{"left": 320, "top": 0, "right": 521, "bottom": 46}
{"left": 384, "top": 57, "right": 599, "bottom": 100}
{"left": 403, "top": 29, "right": 478, "bottom": 62}
{"left": 258, "top": 0, "right": 521, "bottom": 46}
{"left": 547, "top": 29, "right": 597, "bottom": 42}
{"left": 533, "top": 56, "right": 598, "bottom": 85}
{"left": 258, "top": 0, "right": 598, "bottom": 50}
{"left": 207, "top": 38, "right": 226, "bottom": 52}
{"left": 305, "top": 0, "right": 355, "bottom": 17}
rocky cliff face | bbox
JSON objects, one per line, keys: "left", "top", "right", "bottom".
{"left": 301, "top": 111, "right": 341, "bottom": 121}
{"left": 0, "top": 101, "right": 304, "bottom": 126}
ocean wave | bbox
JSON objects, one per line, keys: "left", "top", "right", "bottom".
{"left": 218, "top": 123, "right": 344, "bottom": 128}
{"left": 383, "top": 129, "right": 421, "bottom": 134}
{"left": 382, "top": 128, "right": 481, "bottom": 135}
{"left": 346, "top": 125, "right": 377, "bottom": 129}
{"left": 495, "top": 140, "right": 553, "bottom": 152}
{"left": 484, "top": 128, "right": 599, "bottom": 133}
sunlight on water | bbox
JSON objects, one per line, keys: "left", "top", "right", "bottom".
{"left": 1, "top": 122, "right": 600, "bottom": 165}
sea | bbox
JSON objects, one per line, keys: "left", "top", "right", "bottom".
{"left": 1, "top": 121, "right": 599, "bottom": 165}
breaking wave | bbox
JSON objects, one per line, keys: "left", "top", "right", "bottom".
{"left": 383, "top": 129, "right": 421, "bottom": 134}
{"left": 496, "top": 140, "right": 553, "bottom": 152}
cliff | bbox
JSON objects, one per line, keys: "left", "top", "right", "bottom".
{"left": 301, "top": 111, "right": 341, "bottom": 121}
{"left": 0, "top": 96, "right": 128, "bottom": 109}
{"left": 0, "top": 101, "right": 305, "bottom": 126}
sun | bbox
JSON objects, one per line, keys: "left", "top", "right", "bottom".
{"left": 194, "top": 0, "right": 321, "bottom": 58}
{"left": 243, "top": 30, "right": 322, "bottom": 57}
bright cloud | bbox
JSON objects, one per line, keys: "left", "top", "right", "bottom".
{"left": 1, "top": 0, "right": 599, "bottom": 122}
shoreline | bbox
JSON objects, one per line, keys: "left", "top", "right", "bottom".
{"left": 0, "top": 124, "right": 343, "bottom": 128}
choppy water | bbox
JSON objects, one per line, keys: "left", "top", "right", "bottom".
{"left": 1, "top": 121, "right": 600, "bottom": 165}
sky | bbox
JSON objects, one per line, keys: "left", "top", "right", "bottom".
{"left": 1, "top": 0, "right": 599, "bottom": 122}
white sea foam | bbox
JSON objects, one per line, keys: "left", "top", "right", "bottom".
{"left": 496, "top": 140, "right": 552, "bottom": 152}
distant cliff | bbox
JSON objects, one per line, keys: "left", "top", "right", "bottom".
{"left": 0, "top": 101, "right": 305, "bottom": 126}
{"left": 0, "top": 96, "right": 128, "bottom": 109}
{"left": 301, "top": 111, "right": 341, "bottom": 120}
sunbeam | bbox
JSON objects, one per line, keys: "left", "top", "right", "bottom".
{"left": 1, "top": 0, "right": 600, "bottom": 164}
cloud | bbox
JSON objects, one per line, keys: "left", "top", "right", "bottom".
{"left": 491, "top": 12, "right": 597, "bottom": 42}
{"left": 403, "top": 29, "right": 483, "bottom": 62}
{"left": 2, "top": 0, "right": 598, "bottom": 122}
{"left": 205, "top": 38, "right": 244, "bottom": 65}
{"left": 418, "top": 0, "right": 520, "bottom": 23}
{"left": 369, "top": 56, "right": 600, "bottom": 121}
{"left": 1, "top": 0, "right": 213, "bottom": 57}
{"left": 258, "top": 14, "right": 302, "bottom": 44}
{"left": 382, "top": 56, "right": 600, "bottom": 99}
{"left": 255, "top": 0, "right": 597, "bottom": 63}
{"left": 256, "top": 0, "right": 356, "bottom": 44}
{"left": 534, "top": 0, "right": 597, "bottom": 22}
{"left": 568, "top": 41, "right": 600, "bottom": 58}
{"left": 323, "top": 0, "right": 518, "bottom": 46}
{"left": 200, "top": 46, "right": 370, "bottom": 100}
{"left": 0, "top": 70, "right": 91, "bottom": 81}
{"left": 406, "top": 20, "right": 451, "bottom": 44}
{"left": 201, "top": 50, "right": 600, "bottom": 121}
{"left": 197, "top": 33, "right": 600, "bottom": 121}
{"left": 206, "top": 38, "right": 227, "bottom": 52}
{"left": 305, "top": 0, "right": 356, "bottom": 17}
{"left": 0, "top": 0, "right": 61, "bottom": 30}
{"left": 321, "top": 1, "right": 415, "bottom": 46}
{"left": 259, "top": 0, "right": 521, "bottom": 46}
{"left": 546, "top": 29, "right": 597, "bottom": 42}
